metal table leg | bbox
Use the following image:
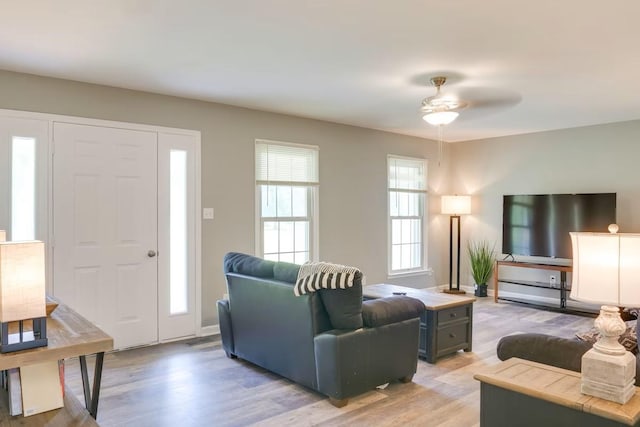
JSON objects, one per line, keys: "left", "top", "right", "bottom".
{"left": 79, "top": 352, "right": 105, "bottom": 419}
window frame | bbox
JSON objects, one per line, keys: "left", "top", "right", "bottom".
{"left": 254, "top": 139, "right": 319, "bottom": 263}
{"left": 387, "top": 155, "right": 428, "bottom": 276}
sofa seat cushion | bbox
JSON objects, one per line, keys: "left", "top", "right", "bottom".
{"left": 362, "top": 296, "right": 424, "bottom": 328}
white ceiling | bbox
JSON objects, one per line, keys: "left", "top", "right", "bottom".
{"left": 1, "top": 1, "right": 639, "bottom": 142}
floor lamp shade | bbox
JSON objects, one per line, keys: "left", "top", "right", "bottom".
{"left": 0, "top": 241, "right": 46, "bottom": 323}
{"left": 441, "top": 195, "right": 471, "bottom": 215}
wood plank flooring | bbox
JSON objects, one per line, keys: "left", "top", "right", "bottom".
{"left": 65, "top": 298, "right": 595, "bottom": 427}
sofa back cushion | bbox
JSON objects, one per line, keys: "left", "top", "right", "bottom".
{"left": 318, "top": 272, "right": 364, "bottom": 329}
{"left": 223, "top": 252, "right": 274, "bottom": 278}
{"left": 273, "top": 261, "right": 301, "bottom": 283}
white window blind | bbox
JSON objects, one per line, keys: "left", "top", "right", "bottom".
{"left": 256, "top": 140, "right": 319, "bottom": 185}
{"left": 388, "top": 157, "right": 426, "bottom": 191}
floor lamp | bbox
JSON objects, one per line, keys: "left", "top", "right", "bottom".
{"left": 441, "top": 195, "right": 471, "bottom": 294}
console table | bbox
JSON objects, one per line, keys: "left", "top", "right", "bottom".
{"left": 474, "top": 358, "right": 640, "bottom": 426}
{"left": 0, "top": 300, "right": 113, "bottom": 424}
{"left": 363, "top": 284, "right": 475, "bottom": 363}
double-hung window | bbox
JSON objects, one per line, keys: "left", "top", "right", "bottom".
{"left": 388, "top": 155, "right": 427, "bottom": 274}
{"left": 255, "top": 140, "right": 319, "bottom": 264}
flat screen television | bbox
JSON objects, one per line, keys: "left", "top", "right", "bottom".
{"left": 502, "top": 193, "right": 616, "bottom": 259}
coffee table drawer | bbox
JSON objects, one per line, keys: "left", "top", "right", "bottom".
{"left": 437, "top": 322, "right": 470, "bottom": 353}
{"left": 437, "top": 305, "right": 469, "bottom": 324}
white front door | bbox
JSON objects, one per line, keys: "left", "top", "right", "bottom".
{"left": 52, "top": 122, "right": 158, "bottom": 349}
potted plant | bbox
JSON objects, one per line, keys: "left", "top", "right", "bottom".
{"left": 467, "top": 240, "right": 495, "bottom": 297}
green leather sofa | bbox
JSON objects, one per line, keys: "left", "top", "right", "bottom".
{"left": 217, "top": 252, "right": 424, "bottom": 407}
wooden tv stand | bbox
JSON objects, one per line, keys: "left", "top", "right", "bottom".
{"left": 493, "top": 260, "right": 588, "bottom": 314}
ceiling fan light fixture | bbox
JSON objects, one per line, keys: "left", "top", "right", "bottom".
{"left": 422, "top": 110, "right": 459, "bottom": 126}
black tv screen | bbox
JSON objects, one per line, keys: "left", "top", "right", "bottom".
{"left": 502, "top": 193, "right": 616, "bottom": 259}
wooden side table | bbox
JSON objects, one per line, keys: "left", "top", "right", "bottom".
{"left": 474, "top": 358, "right": 640, "bottom": 426}
{"left": 0, "top": 300, "right": 113, "bottom": 425}
{"left": 363, "top": 284, "right": 475, "bottom": 363}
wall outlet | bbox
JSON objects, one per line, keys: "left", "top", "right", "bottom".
{"left": 550, "top": 275, "right": 557, "bottom": 288}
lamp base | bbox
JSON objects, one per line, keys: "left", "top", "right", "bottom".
{"left": 0, "top": 317, "right": 48, "bottom": 353}
{"left": 443, "top": 289, "right": 466, "bottom": 295}
{"left": 581, "top": 348, "right": 635, "bottom": 404}
{"left": 580, "top": 305, "right": 636, "bottom": 404}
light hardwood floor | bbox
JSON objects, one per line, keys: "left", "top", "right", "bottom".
{"left": 66, "top": 298, "right": 595, "bottom": 427}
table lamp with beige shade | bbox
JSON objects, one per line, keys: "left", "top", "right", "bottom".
{"left": 570, "top": 224, "right": 640, "bottom": 404}
{"left": 0, "top": 240, "right": 48, "bottom": 353}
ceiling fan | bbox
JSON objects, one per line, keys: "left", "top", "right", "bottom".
{"left": 420, "top": 76, "right": 468, "bottom": 126}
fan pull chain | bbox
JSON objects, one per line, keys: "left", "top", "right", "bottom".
{"left": 438, "top": 125, "right": 444, "bottom": 166}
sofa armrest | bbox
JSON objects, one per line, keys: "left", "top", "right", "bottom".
{"left": 361, "top": 296, "right": 424, "bottom": 327}
{"left": 313, "top": 318, "right": 419, "bottom": 400}
{"left": 497, "top": 333, "right": 591, "bottom": 373}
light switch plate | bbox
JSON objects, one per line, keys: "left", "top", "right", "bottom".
{"left": 203, "top": 208, "right": 214, "bottom": 220}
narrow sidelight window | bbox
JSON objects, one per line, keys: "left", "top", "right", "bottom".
{"left": 169, "top": 150, "right": 188, "bottom": 314}
{"left": 11, "top": 136, "right": 36, "bottom": 241}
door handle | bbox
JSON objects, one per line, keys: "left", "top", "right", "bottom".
{"left": 148, "top": 250, "right": 157, "bottom": 258}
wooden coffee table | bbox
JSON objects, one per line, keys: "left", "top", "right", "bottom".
{"left": 363, "top": 284, "right": 475, "bottom": 363}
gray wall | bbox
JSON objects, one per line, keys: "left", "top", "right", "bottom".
{"left": 450, "top": 120, "right": 640, "bottom": 290}
{"left": 0, "top": 69, "right": 450, "bottom": 327}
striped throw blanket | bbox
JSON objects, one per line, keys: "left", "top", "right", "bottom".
{"left": 294, "top": 261, "right": 360, "bottom": 296}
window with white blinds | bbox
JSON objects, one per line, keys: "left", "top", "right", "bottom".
{"left": 255, "top": 140, "right": 319, "bottom": 185}
{"left": 388, "top": 156, "right": 428, "bottom": 274}
{"left": 255, "top": 140, "right": 319, "bottom": 263}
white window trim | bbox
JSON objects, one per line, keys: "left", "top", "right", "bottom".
{"left": 254, "top": 139, "right": 319, "bottom": 262}
{"left": 387, "top": 154, "right": 429, "bottom": 276}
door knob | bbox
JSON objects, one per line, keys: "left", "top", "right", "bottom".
{"left": 148, "top": 250, "right": 157, "bottom": 258}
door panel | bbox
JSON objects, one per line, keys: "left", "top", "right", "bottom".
{"left": 53, "top": 122, "right": 158, "bottom": 349}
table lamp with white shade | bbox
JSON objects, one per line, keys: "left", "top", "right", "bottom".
{"left": 0, "top": 240, "right": 48, "bottom": 352}
{"left": 441, "top": 195, "right": 471, "bottom": 294}
{"left": 570, "top": 224, "right": 640, "bottom": 404}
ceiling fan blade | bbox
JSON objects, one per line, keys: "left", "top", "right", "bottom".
{"left": 453, "top": 87, "right": 522, "bottom": 119}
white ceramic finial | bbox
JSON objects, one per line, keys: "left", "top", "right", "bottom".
{"left": 608, "top": 224, "right": 619, "bottom": 234}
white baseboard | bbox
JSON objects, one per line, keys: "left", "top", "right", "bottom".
{"left": 199, "top": 325, "right": 220, "bottom": 336}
